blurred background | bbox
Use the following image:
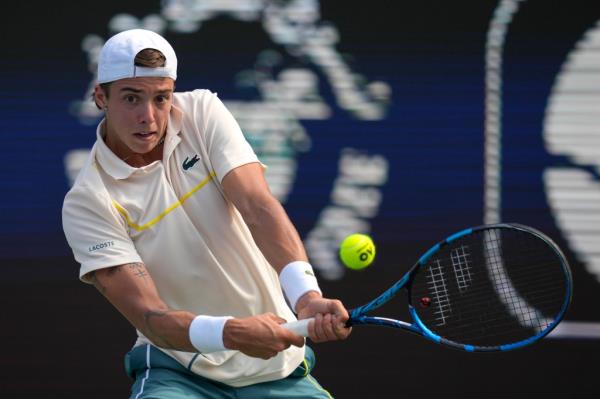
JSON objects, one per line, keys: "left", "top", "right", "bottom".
{"left": 1, "top": 0, "right": 599, "bottom": 397}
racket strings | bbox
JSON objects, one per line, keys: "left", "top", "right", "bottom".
{"left": 449, "top": 244, "right": 473, "bottom": 292}
{"left": 425, "top": 259, "right": 453, "bottom": 324}
{"left": 428, "top": 294, "right": 562, "bottom": 327}
{"left": 418, "top": 266, "right": 564, "bottom": 326}
{"left": 419, "top": 269, "right": 565, "bottom": 305}
{"left": 411, "top": 227, "right": 569, "bottom": 346}
{"left": 421, "top": 259, "right": 564, "bottom": 294}
{"left": 440, "top": 306, "right": 559, "bottom": 338}
{"left": 432, "top": 293, "right": 562, "bottom": 331}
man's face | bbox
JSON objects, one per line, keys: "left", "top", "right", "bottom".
{"left": 97, "top": 77, "right": 174, "bottom": 157}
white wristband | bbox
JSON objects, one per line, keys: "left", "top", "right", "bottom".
{"left": 279, "top": 261, "right": 322, "bottom": 312}
{"left": 189, "top": 315, "right": 233, "bottom": 353}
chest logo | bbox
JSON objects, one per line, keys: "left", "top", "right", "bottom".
{"left": 183, "top": 154, "right": 200, "bottom": 171}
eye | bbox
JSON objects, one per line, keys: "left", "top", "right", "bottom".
{"left": 125, "top": 95, "right": 137, "bottom": 104}
{"left": 156, "top": 95, "right": 170, "bottom": 104}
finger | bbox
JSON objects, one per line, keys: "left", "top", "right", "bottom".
{"left": 268, "top": 313, "right": 287, "bottom": 324}
{"left": 307, "top": 316, "right": 316, "bottom": 340}
{"left": 308, "top": 318, "right": 316, "bottom": 338}
{"left": 260, "top": 350, "right": 278, "bottom": 360}
{"left": 289, "top": 332, "right": 306, "bottom": 348}
{"left": 330, "top": 299, "right": 350, "bottom": 320}
{"left": 312, "top": 313, "right": 325, "bottom": 342}
{"left": 334, "top": 314, "right": 346, "bottom": 329}
{"left": 279, "top": 323, "right": 306, "bottom": 347}
{"left": 314, "top": 313, "right": 335, "bottom": 342}
{"left": 321, "top": 313, "right": 338, "bottom": 341}
{"left": 333, "top": 315, "right": 352, "bottom": 340}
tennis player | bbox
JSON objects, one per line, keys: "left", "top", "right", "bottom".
{"left": 62, "top": 28, "right": 350, "bottom": 398}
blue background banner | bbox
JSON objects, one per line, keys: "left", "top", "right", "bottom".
{"left": 1, "top": 0, "right": 599, "bottom": 397}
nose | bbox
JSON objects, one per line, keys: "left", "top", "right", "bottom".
{"left": 138, "top": 101, "right": 156, "bottom": 125}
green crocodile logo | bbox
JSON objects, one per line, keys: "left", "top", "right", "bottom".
{"left": 183, "top": 155, "right": 200, "bottom": 171}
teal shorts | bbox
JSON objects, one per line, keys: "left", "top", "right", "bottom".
{"left": 124, "top": 345, "right": 333, "bottom": 399}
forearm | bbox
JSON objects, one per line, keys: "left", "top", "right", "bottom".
{"left": 243, "top": 197, "right": 308, "bottom": 273}
{"left": 141, "top": 308, "right": 196, "bottom": 351}
{"left": 89, "top": 266, "right": 196, "bottom": 352}
{"left": 243, "top": 200, "right": 324, "bottom": 312}
{"left": 221, "top": 163, "right": 322, "bottom": 310}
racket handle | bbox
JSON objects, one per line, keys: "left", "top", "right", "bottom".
{"left": 281, "top": 318, "right": 313, "bottom": 337}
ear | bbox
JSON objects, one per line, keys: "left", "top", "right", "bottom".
{"left": 93, "top": 85, "right": 108, "bottom": 109}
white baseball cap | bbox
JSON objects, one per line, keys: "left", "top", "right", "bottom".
{"left": 97, "top": 29, "right": 177, "bottom": 84}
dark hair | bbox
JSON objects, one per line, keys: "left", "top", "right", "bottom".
{"left": 93, "top": 48, "right": 167, "bottom": 109}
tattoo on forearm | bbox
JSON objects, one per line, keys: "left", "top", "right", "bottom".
{"left": 128, "top": 262, "right": 148, "bottom": 279}
{"left": 144, "top": 309, "right": 178, "bottom": 349}
{"left": 91, "top": 263, "right": 180, "bottom": 350}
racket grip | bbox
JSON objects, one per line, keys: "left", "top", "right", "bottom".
{"left": 281, "top": 318, "right": 313, "bottom": 337}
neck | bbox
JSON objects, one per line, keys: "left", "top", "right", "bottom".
{"left": 121, "top": 136, "right": 166, "bottom": 167}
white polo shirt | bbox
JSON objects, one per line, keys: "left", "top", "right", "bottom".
{"left": 62, "top": 89, "right": 304, "bottom": 387}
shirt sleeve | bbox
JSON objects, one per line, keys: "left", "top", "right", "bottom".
{"left": 198, "top": 90, "right": 262, "bottom": 183}
{"left": 62, "top": 185, "right": 142, "bottom": 283}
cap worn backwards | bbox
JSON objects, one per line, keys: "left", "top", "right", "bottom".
{"left": 97, "top": 29, "right": 178, "bottom": 84}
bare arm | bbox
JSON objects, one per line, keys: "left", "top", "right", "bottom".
{"left": 89, "top": 261, "right": 304, "bottom": 358}
{"left": 221, "top": 163, "right": 351, "bottom": 342}
{"left": 89, "top": 262, "right": 196, "bottom": 351}
{"left": 221, "top": 163, "right": 307, "bottom": 274}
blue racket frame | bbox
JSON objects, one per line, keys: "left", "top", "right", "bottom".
{"left": 346, "top": 223, "right": 573, "bottom": 352}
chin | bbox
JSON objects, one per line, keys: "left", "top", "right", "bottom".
{"left": 129, "top": 140, "right": 158, "bottom": 154}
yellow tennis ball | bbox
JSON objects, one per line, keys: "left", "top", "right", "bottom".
{"left": 339, "top": 233, "right": 376, "bottom": 270}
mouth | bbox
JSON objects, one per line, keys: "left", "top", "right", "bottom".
{"left": 134, "top": 131, "right": 158, "bottom": 141}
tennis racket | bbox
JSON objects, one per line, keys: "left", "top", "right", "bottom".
{"left": 283, "top": 223, "right": 573, "bottom": 352}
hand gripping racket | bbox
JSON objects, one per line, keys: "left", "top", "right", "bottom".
{"left": 283, "top": 223, "right": 573, "bottom": 352}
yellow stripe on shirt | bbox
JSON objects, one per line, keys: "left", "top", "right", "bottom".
{"left": 113, "top": 171, "right": 216, "bottom": 232}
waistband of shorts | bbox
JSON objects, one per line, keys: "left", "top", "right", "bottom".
{"left": 124, "top": 344, "right": 316, "bottom": 380}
